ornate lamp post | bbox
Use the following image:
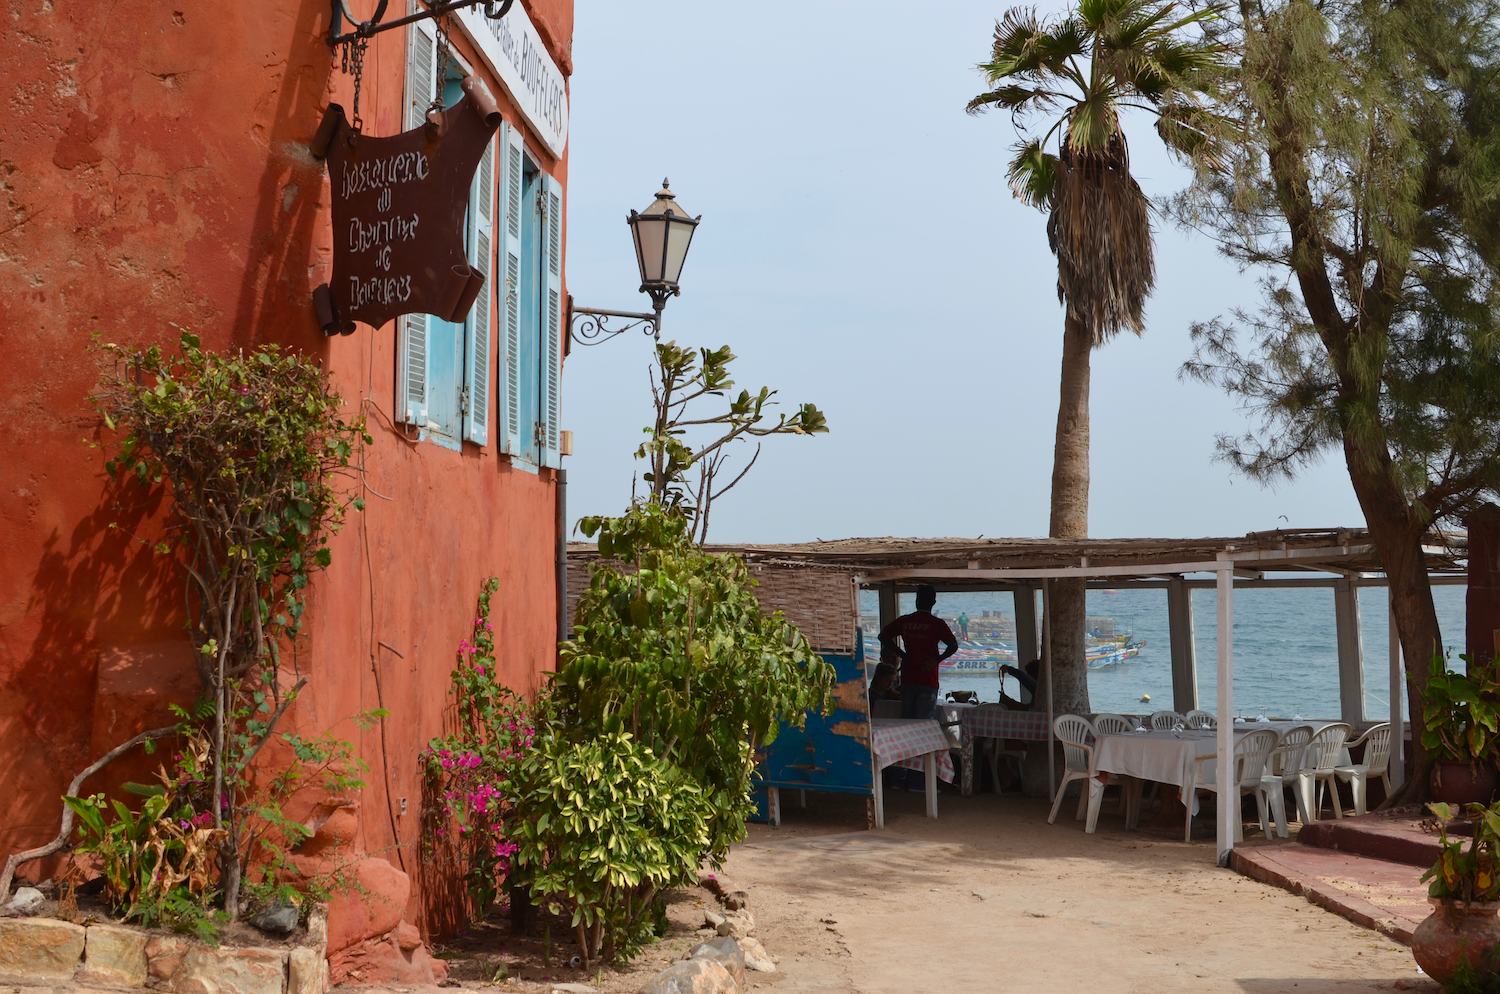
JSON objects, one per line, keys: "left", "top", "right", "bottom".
{"left": 569, "top": 179, "right": 701, "bottom": 346}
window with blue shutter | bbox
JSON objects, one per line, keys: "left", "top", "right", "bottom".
{"left": 463, "top": 135, "right": 494, "bottom": 446}
{"left": 539, "top": 173, "right": 564, "bottom": 468}
{"left": 396, "top": 32, "right": 496, "bottom": 451}
{"left": 395, "top": 13, "right": 437, "bottom": 426}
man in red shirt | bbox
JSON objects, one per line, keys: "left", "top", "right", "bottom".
{"left": 878, "top": 585, "right": 958, "bottom": 720}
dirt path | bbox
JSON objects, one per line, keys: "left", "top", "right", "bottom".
{"left": 720, "top": 789, "right": 1436, "bottom": 994}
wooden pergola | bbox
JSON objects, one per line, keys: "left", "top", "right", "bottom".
{"left": 685, "top": 528, "right": 1467, "bottom": 861}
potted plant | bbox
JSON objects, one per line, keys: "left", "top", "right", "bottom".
{"left": 1413, "top": 801, "right": 1500, "bottom": 984}
{"left": 1422, "top": 655, "right": 1500, "bottom": 805}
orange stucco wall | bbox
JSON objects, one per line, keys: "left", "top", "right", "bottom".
{"left": 0, "top": 0, "right": 571, "bottom": 933}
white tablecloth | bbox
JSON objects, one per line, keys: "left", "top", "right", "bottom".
{"left": 1093, "top": 720, "right": 1337, "bottom": 814}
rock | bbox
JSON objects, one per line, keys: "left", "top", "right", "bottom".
{"left": 394, "top": 921, "right": 421, "bottom": 952}
{"left": 305, "top": 907, "right": 328, "bottom": 956}
{"left": 322, "top": 857, "right": 410, "bottom": 954}
{"left": 170, "top": 944, "right": 288, "bottom": 994}
{"left": 327, "top": 929, "right": 448, "bottom": 986}
{"left": 722, "top": 890, "right": 749, "bottom": 912}
{"left": 146, "top": 934, "right": 191, "bottom": 981}
{"left": 702, "top": 910, "right": 726, "bottom": 930}
{"left": 0, "top": 917, "right": 87, "bottom": 979}
{"left": 687, "top": 936, "right": 745, "bottom": 988}
{"left": 248, "top": 902, "right": 300, "bottom": 935}
{"left": 78, "top": 923, "right": 148, "bottom": 986}
{"left": 0, "top": 887, "right": 45, "bottom": 917}
{"left": 737, "top": 937, "right": 775, "bottom": 973}
{"left": 714, "top": 912, "right": 753, "bottom": 940}
{"left": 551, "top": 985, "right": 597, "bottom": 994}
{"left": 288, "top": 946, "right": 327, "bottom": 994}
{"left": 638, "top": 957, "right": 737, "bottom": 994}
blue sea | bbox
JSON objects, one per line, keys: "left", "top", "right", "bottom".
{"left": 861, "top": 584, "right": 1467, "bottom": 720}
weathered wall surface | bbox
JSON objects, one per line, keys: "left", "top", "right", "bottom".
{"left": 0, "top": 0, "right": 570, "bottom": 938}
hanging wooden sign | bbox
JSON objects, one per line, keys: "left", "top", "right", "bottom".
{"left": 311, "top": 77, "right": 501, "bottom": 334}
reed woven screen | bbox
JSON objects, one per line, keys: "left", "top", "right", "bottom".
{"left": 566, "top": 557, "right": 857, "bottom": 655}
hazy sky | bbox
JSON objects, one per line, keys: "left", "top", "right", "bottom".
{"left": 560, "top": 0, "right": 1364, "bottom": 544}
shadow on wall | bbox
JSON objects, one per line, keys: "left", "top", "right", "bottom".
{"left": 228, "top": 0, "right": 339, "bottom": 354}
{"left": 6, "top": 472, "right": 193, "bottom": 879}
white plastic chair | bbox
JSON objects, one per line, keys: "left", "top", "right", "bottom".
{"left": 1048, "top": 715, "right": 1139, "bottom": 833}
{"left": 1185, "top": 728, "right": 1279, "bottom": 843}
{"left": 1150, "top": 710, "right": 1186, "bottom": 730}
{"left": 1253, "top": 724, "right": 1313, "bottom": 838}
{"left": 1298, "top": 723, "right": 1352, "bottom": 821}
{"left": 1185, "top": 710, "right": 1217, "bottom": 729}
{"left": 1336, "top": 723, "right": 1392, "bottom": 816}
{"left": 1093, "top": 714, "right": 1138, "bottom": 734}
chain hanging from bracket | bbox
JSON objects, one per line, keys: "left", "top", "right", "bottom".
{"left": 430, "top": 9, "right": 454, "bottom": 118}
{"left": 338, "top": 32, "right": 370, "bottom": 133}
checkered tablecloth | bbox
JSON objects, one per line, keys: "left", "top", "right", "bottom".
{"left": 956, "top": 706, "right": 1051, "bottom": 795}
{"left": 870, "top": 718, "right": 955, "bottom": 783}
{"left": 958, "top": 706, "right": 1052, "bottom": 745}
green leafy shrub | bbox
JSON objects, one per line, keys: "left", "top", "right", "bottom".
{"left": 91, "top": 330, "right": 371, "bottom": 916}
{"left": 1423, "top": 655, "right": 1500, "bottom": 765}
{"left": 561, "top": 502, "right": 835, "bottom": 862}
{"left": 1425, "top": 801, "right": 1500, "bottom": 907}
{"left": 513, "top": 729, "right": 713, "bottom": 968}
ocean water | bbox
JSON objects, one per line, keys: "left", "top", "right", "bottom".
{"left": 860, "top": 584, "right": 1467, "bottom": 720}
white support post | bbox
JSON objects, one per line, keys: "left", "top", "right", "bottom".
{"left": 1043, "top": 579, "right": 1055, "bottom": 801}
{"left": 1389, "top": 593, "right": 1406, "bottom": 790}
{"left": 1335, "top": 578, "right": 1367, "bottom": 725}
{"left": 1216, "top": 556, "right": 1235, "bottom": 864}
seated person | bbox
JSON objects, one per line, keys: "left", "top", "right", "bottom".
{"left": 999, "top": 659, "right": 1041, "bottom": 711}
{"left": 869, "top": 663, "right": 901, "bottom": 701}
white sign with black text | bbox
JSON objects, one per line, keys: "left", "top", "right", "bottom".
{"left": 455, "top": 3, "right": 568, "bottom": 158}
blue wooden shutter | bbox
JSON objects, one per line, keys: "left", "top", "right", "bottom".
{"left": 463, "top": 135, "right": 494, "bottom": 445}
{"left": 539, "top": 172, "right": 564, "bottom": 468}
{"left": 497, "top": 123, "right": 525, "bottom": 456}
{"left": 395, "top": 14, "right": 437, "bottom": 425}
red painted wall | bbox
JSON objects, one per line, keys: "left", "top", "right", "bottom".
{"left": 0, "top": 0, "right": 570, "bottom": 935}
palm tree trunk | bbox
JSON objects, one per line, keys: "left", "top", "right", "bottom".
{"left": 1048, "top": 311, "right": 1092, "bottom": 717}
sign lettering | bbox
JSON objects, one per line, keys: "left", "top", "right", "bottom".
{"left": 313, "top": 81, "right": 501, "bottom": 333}
{"left": 455, "top": 3, "right": 568, "bottom": 157}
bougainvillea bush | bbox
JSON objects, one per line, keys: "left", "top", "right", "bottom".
{"left": 424, "top": 579, "right": 533, "bottom": 913}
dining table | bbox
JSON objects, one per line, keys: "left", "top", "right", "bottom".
{"left": 948, "top": 704, "right": 1053, "bottom": 796}
{"left": 1092, "top": 719, "right": 1339, "bottom": 818}
{"left": 869, "top": 717, "right": 954, "bottom": 828}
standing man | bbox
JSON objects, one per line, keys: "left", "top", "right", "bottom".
{"left": 958, "top": 611, "right": 970, "bottom": 641}
{"left": 879, "top": 585, "right": 958, "bottom": 720}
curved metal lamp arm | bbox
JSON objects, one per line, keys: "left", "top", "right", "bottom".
{"left": 568, "top": 303, "right": 661, "bottom": 347}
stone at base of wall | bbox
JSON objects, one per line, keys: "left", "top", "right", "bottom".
{"left": 0, "top": 916, "right": 332, "bottom": 994}
{"left": 78, "top": 923, "right": 149, "bottom": 986}
{"left": 328, "top": 924, "right": 448, "bottom": 986}
{"left": 0, "top": 918, "right": 87, "bottom": 980}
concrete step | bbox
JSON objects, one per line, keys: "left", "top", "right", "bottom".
{"left": 1294, "top": 806, "right": 1439, "bottom": 868}
{"left": 1232, "top": 843, "right": 1431, "bottom": 944}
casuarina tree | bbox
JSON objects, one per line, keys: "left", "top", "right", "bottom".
{"left": 968, "top": 0, "right": 1228, "bottom": 714}
{"left": 1168, "top": 0, "right": 1500, "bottom": 802}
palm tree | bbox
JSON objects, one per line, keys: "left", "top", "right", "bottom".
{"left": 969, "top": 0, "right": 1228, "bottom": 717}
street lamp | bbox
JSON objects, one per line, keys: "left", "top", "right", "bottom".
{"left": 569, "top": 179, "right": 701, "bottom": 346}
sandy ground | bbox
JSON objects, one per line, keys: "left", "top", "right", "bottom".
{"left": 720, "top": 788, "right": 1436, "bottom": 994}
{"left": 3, "top": 787, "right": 1443, "bottom": 994}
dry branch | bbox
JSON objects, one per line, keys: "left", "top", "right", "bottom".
{"left": 0, "top": 725, "right": 180, "bottom": 901}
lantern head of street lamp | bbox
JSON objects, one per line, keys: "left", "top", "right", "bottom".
{"left": 628, "top": 178, "right": 701, "bottom": 318}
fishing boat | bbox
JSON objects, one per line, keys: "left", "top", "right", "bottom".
{"left": 1086, "top": 635, "right": 1146, "bottom": 670}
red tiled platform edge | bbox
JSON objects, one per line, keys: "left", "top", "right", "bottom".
{"left": 1231, "top": 808, "right": 1438, "bottom": 944}
{"left": 1231, "top": 845, "right": 1430, "bottom": 943}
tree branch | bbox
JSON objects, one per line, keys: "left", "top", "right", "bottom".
{"left": 0, "top": 725, "right": 180, "bottom": 900}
